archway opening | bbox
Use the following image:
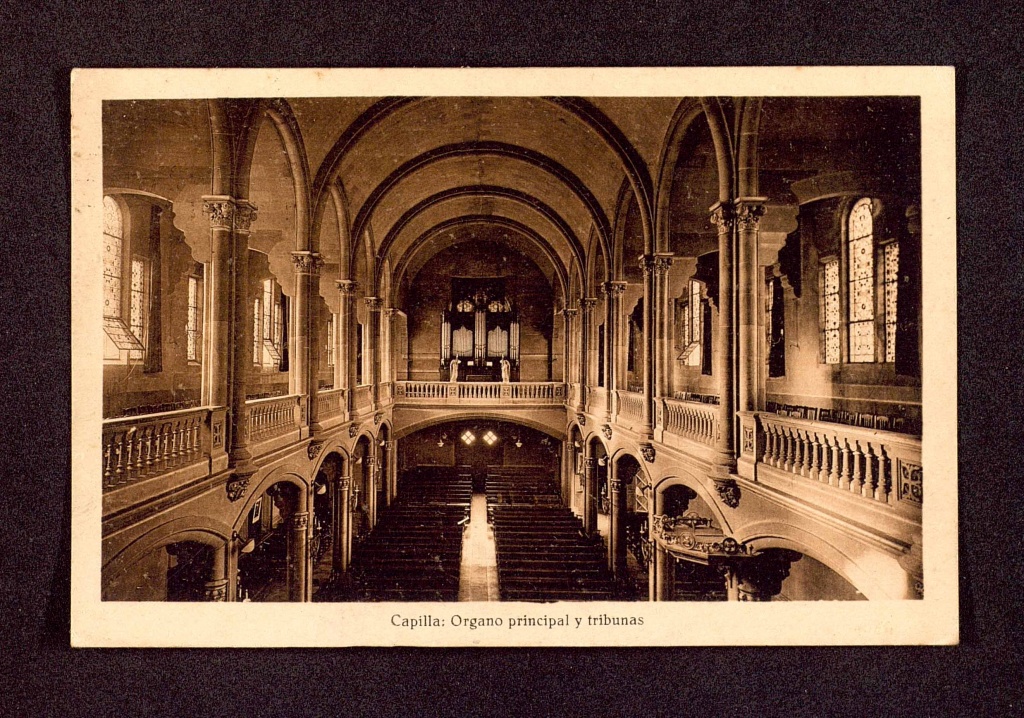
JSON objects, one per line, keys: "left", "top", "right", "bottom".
{"left": 236, "top": 480, "right": 302, "bottom": 602}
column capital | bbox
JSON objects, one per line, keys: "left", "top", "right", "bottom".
{"left": 291, "top": 251, "right": 324, "bottom": 275}
{"left": 290, "top": 511, "right": 310, "bottom": 530}
{"left": 583, "top": 456, "right": 596, "bottom": 470}
{"left": 735, "top": 197, "right": 768, "bottom": 231}
{"left": 580, "top": 297, "right": 598, "bottom": 310}
{"left": 364, "top": 296, "right": 383, "bottom": 312}
{"left": 709, "top": 201, "right": 737, "bottom": 232}
{"left": 201, "top": 196, "right": 258, "bottom": 231}
{"left": 382, "top": 307, "right": 398, "bottom": 318}
{"left": 602, "top": 280, "right": 628, "bottom": 297}
{"left": 337, "top": 279, "right": 359, "bottom": 295}
{"left": 561, "top": 307, "right": 578, "bottom": 318}
{"left": 337, "top": 477, "right": 352, "bottom": 491}
{"left": 653, "top": 254, "right": 674, "bottom": 274}
{"left": 638, "top": 254, "right": 657, "bottom": 275}
{"left": 609, "top": 479, "right": 624, "bottom": 492}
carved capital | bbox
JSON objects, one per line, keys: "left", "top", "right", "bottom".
{"left": 653, "top": 254, "right": 673, "bottom": 274}
{"left": 202, "top": 197, "right": 234, "bottom": 229}
{"left": 203, "top": 580, "right": 228, "bottom": 602}
{"left": 736, "top": 200, "right": 767, "bottom": 231}
{"left": 713, "top": 478, "right": 741, "bottom": 509}
{"left": 291, "top": 512, "right": 310, "bottom": 530}
{"left": 561, "top": 307, "right": 578, "bottom": 318}
{"left": 583, "top": 456, "right": 596, "bottom": 471}
{"left": 609, "top": 479, "right": 623, "bottom": 492}
{"left": 337, "top": 477, "right": 352, "bottom": 492}
{"left": 602, "top": 280, "right": 627, "bottom": 298}
{"left": 383, "top": 307, "right": 398, "bottom": 318}
{"left": 307, "top": 440, "right": 324, "bottom": 461}
{"left": 234, "top": 201, "right": 258, "bottom": 232}
{"left": 291, "top": 251, "right": 324, "bottom": 275}
{"left": 364, "top": 296, "right": 383, "bottom": 312}
{"left": 638, "top": 254, "right": 658, "bottom": 275}
{"left": 601, "top": 424, "right": 613, "bottom": 441}
{"left": 640, "top": 442, "right": 656, "bottom": 464}
{"left": 709, "top": 201, "right": 737, "bottom": 232}
{"left": 337, "top": 279, "right": 358, "bottom": 296}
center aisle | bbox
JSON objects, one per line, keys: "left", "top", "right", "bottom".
{"left": 457, "top": 494, "right": 500, "bottom": 601}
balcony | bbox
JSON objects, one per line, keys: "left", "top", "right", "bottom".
{"left": 316, "top": 387, "right": 346, "bottom": 429}
{"left": 394, "top": 381, "right": 566, "bottom": 406}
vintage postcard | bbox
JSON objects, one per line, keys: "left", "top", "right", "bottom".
{"left": 70, "top": 67, "right": 957, "bottom": 647}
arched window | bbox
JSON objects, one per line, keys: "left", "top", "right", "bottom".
{"left": 103, "top": 196, "right": 123, "bottom": 320}
{"left": 102, "top": 195, "right": 144, "bottom": 357}
{"left": 847, "top": 198, "right": 875, "bottom": 362}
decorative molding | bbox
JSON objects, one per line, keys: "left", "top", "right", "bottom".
{"left": 898, "top": 461, "right": 922, "bottom": 504}
{"left": 561, "top": 307, "right": 578, "bottom": 318}
{"left": 735, "top": 199, "right": 767, "bottom": 231}
{"left": 582, "top": 456, "right": 596, "bottom": 471}
{"left": 211, "top": 420, "right": 224, "bottom": 449}
{"left": 580, "top": 297, "right": 598, "bottom": 311}
{"left": 601, "top": 424, "right": 612, "bottom": 441}
{"left": 651, "top": 512, "right": 748, "bottom": 556}
{"left": 307, "top": 440, "right": 324, "bottom": 461}
{"left": 639, "top": 442, "right": 656, "bottom": 463}
{"left": 713, "top": 478, "right": 741, "bottom": 508}
{"left": 364, "top": 296, "right": 383, "bottom": 311}
{"left": 348, "top": 425, "right": 359, "bottom": 438}
{"left": 741, "top": 426, "right": 755, "bottom": 454}
{"left": 291, "top": 251, "right": 324, "bottom": 275}
{"left": 337, "top": 477, "right": 351, "bottom": 492}
{"left": 373, "top": 412, "right": 383, "bottom": 426}
{"left": 609, "top": 479, "right": 623, "bottom": 492}
{"left": 653, "top": 254, "right": 673, "bottom": 274}
{"left": 233, "top": 201, "right": 258, "bottom": 232}
{"left": 576, "top": 413, "right": 586, "bottom": 426}
{"left": 226, "top": 473, "right": 251, "bottom": 502}
{"left": 291, "top": 512, "right": 310, "bottom": 530}
{"left": 203, "top": 582, "right": 228, "bottom": 602}
{"left": 638, "top": 254, "right": 657, "bottom": 276}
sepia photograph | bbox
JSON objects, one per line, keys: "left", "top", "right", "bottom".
{"left": 70, "top": 67, "right": 957, "bottom": 647}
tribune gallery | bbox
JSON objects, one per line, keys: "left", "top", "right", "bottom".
{"left": 97, "top": 95, "right": 923, "bottom": 605}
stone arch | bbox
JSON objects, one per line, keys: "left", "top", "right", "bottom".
{"left": 651, "top": 473, "right": 733, "bottom": 535}
{"left": 102, "top": 515, "right": 232, "bottom": 579}
{"left": 310, "top": 445, "right": 351, "bottom": 480}
{"left": 653, "top": 98, "right": 712, "bottom": 253}
{"left": 734, "top": 520, "right": 891, "bottom": 600}
{"left": 394, "top": 412, "right": 566, "bottom": 442}
{"left": 232, "top": 466, "right": 309, "bottom": 532}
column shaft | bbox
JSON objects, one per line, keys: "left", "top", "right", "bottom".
{"left": 288, "top": 511, "right": 310, "bottom": 602}
{"left": 737, "top": 200, "right": 767, "bottom": 413}
{"left": 337, "top": 281, "right": 357, "bottom": 415}
{"left": 639, "top": 257, "right": 658, "bottom": 434}
{"left": 203, "top": 542, "right": 228, "bottom": 601}
{"left": 332, "top": 478, "right": 351, "bottom": 574}
{"left": 710, "top": 203, "right": 737, "bottom": 471}
{"left": 292, "top": 252, "right": 323, "bottom": 434}
{"left": 608, "top": 477, "right": 627, "bottom": 577}
{"left": 364, "top": 297, "right": 382, "bottom": 405}
{"left": 582, "top": 455, "right": 597, "bottom": 536}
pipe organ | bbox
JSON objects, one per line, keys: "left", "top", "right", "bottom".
{"left": 440, "top": 279, "right": 520, "bottom": 381}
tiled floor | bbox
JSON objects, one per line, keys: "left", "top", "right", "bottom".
{"left": 457, "top": 494, "right": 500, "bottom": 602}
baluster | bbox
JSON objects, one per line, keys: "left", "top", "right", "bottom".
{"left": 793, "top": 429, "right": 805, "bottom": 476}
{"left": 810, "top": 433, "right": 822, "bottom": 482}
{"left": 143, "top": 427, "right": 154, "bottom": 472}
{"left": 767, "top": 424, "right": 779, "bottom": 466}
{"left": 133, "top": 429, "right": 145, "bottom": 477}
{"left": 862, "top": 441, "right": 876, "bottom": 499}
{"left": 114, "top": 437, "right": 126, "bottom": 485}
{"left": 103, "top": 440, "right": 114, "bottom": 488}
{"left": 780, "top": 427, "right": 792, "bottom": 472}
{"left": 828, "top": 435, "right": 841, "bottom": 486}
{"left": 777, "top": 426, "right": 788, "bottom": 469}
{"left": 850, "top": 439, "right": 864, "bottom": 494}
{"left": 762, "top": 423, "right": 775, "bottom": 464}
{"left": 876, "top": 445, "right": 891, "bottom": 503}
{"left": 838, "top": 438, "right": 852, "bottom": 490}
{"left": 801, "top": 430, "right": 813, "bottom": 477}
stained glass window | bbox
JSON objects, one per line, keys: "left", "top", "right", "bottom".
{"left": 186, "top": 275, "right": 200, "bottom": 363}
{"left": 821, "top": 259, "right": 840, "bottom": 364}
{"left": 688, "top": 281, "right": 702, "bottom": 367}
{"left": 482, "top": 430, "right": 498, "bottom": 446}
{"left": 847, "top": 198, "right": 875, "bottom": 362}
{"left": 129, "top": 258, "right": 147, "bottom": 360}
{"left": 460, "top": 430, "right": 476, "bottom": 446}
{"left": 103, "top": 196, "right": 123, "bottom": 319}
{"left": 262, "top": 279, "right": 273, "bottom": 341}
{"left": 326, "top": 315, "right": 335, "bottom": 368}
{"left": 884, "top": 242, "right": 900, "bottom": 363}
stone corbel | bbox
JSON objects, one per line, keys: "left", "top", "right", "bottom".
{"left": 307, "top": 440, "right": 324, "bottom": 461}
{"left": 348, "top": 425, "right": 359, "bottom": 439}
{"left": 639, "top": 442, "right": 656, "bottom": 463}
{"left": 226, "top": 472, "right": 251, "bottom": 502}
{"left": 713, "top": 478, "right": 741, "bottom": 509}
{"left": 373, "top": 412, "right": 383, "bottom": 426}
{"left": 576, "top": 413, "right": 586, "bottom": 426}
{"left": 601, "top": 424, "right": 612, "bottom": 441}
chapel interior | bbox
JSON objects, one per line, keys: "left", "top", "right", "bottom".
{"left": 99, "top": 95, "right": 923, "bottom": 603}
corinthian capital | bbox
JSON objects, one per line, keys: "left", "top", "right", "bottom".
{"left": 234, "top": 201, "right": 258, "bottom": 232}
{"left": 581, "top": 297, "right": 598, "bottom": 310}
{"left": 201, "top": 196, "right": 258, "bottom": 231}
{"left": 709, "top": 201, "right": 737, "bottom": 232}
{"left": 735, "top": 198, "right": 768, "bottom": 231}
{"left": 291, "top": 251, "right": 324, "bottom": 275}
{"left": 336, "top": 279, "right": 358, "bottom": 296}
{"left": 602, "top": 281, "right": 627, "bottom": 298}
{"left": 364, "top": 296, "right": 382, "bottom": 311}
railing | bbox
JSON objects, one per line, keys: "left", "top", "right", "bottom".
{"left": 587, "top": 386, "right": 608, "bottom": 416}
{"left": 246, "top": 394, "right": 301, "bottom": 443}
{"left": 103, "top": 407, "right": 208, "bottom": 491}
{"left": 662, "top": 398, "right": 718, "bottom": 446}
{"left": 394, "top": 381, "right": 565, "bottom": 405}
{"left": 316, "top": 388, "right": 345, "bottom": 419}
{"left": 379, "top": 381, "right": 394, "bottom": 404}
{"left": 617, "top": 390, "right": 645, "bottom": 420}
{"left": 754, "top": 412, "right": 922, "bottom": 506}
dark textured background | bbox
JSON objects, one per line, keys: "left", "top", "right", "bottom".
{"left": 0, "top": 1, "right": 1019, "bottom": 714}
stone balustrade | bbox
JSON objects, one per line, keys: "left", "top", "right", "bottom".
{"left": 394, "top": 381, "right": 565, "bottom": 405}
{"left": 616, "top": 390, "right": 644, "bottom": 420}
{"left": 316, "top": 387, "right": 345, "bottom": 419}
{"left": 102, "top": 407, "right": 210, "bottom": 491}
{"left": 661, "top": 397, "right": 719, "bottom": 446}
{"left": 245, "top": 394, "right": 302, "bottom": 443}
{"left": 750, "top": 412, "right": 923, "bottom": 506}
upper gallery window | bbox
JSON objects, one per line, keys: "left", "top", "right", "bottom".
{"left": 186, "top": 271, "right": 202, "bottom": 364}
{"left": 102, "top": 195, "right": 145, "bottom": 357}
{"left": 847, "top": 198, "right": 875, "bottom": 363}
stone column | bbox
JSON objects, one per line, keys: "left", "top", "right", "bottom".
{"left": 200, "top": 197, "right": 234, "bottom": 409}
{"left": 653, "top": 254, "right": 674, "bottom": 401}
{"left": 736, "top": 199, "right": 767, "bottom": 414}
{"left": 287, "top": 511, "right": 310, "bottom": 602}
{"left": 336, "top": 280, "right": 357, "bottom": 416}
{"left": 203, "top": 198, "right": 258, "bottom": 485}
{"left": 580, "top": 297, "right": 597, "bottom": 400}
{"left": 364, "top": 297, "right": 382, "bottom": 405}
{"left": 608, "top": 476, "right": 627, "bottom": 577}
{"left": 602, "top": 281, "right": 626, "bottom": 418}
{"left": 203, "top": 542, "right": 228, "bottom": 601}
{"left": 332, "top": 477, "right": 351, "bottom": 575}
{"left": 710, "top": 202, "right": 737, "bottom": 473}
{"left": 653, "top": 546, "right": 674, "bottom": 601}
{"left": 561, "top": 307, "right": 578, "bottom": 401}
{"left": 292, "top": 251, "right": 324, "bottom": 437}
{"left": 382, "top": 308, "right": 396, "bottom": 390}
{"left": 735, "top": 551, "right": 796, "bottom": 601}
{"left": 366, "top": 447, "right": 379, "bottom": 529}
{"left": 638, "top": 256, "right": 660, "bottom": 435}
{"left": 582, "top": 454, "right": 597, "bottom": 536}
